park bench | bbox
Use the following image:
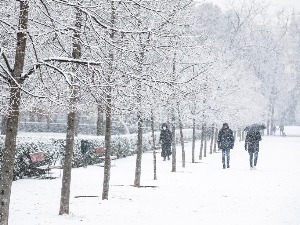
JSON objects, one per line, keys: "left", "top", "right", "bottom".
{"left": 95, "top": 147, "right": 117, "bottom": 166}
{"left": 29, "top": 151, "right": 62, "bottom": 177}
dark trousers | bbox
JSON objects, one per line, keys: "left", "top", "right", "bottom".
{"left": 161, "top": 144, "right": 171, "bottom": 159}
{"left": 222, "top": 148, "right": 230, "bottom": 167}
{"left": 249, "top": 151, "right": 258, "bottom": 167}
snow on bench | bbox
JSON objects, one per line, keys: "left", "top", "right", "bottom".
{"left": 98, "top": 155, "right": 117, "bottom": 160}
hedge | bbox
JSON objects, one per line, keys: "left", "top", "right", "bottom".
{"left": 0, "top": 129, "right": 199, "bottom": 180}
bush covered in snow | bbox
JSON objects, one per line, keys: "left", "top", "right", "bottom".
{"left": 0, "top": 129, "right": 198, "bottom": 180}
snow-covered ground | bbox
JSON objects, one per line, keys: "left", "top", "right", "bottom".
{"left": 9, "top": 126, "right": 300, "bottom": 225}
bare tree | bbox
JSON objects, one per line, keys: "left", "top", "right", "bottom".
{"left": 214, "top": 127, "right": 218, "bottom": 153}
{"left": 203, "top": 123, "right": 207, "bottom": 157}
{"left": 59, "top": 7, "right": 82, "bottom": 215}
{"left": 96, "top": 105, "right": 104, "bottom": 136}
{"left": 177, "top": 103, "right": 186, "bottom": 168}
{"left": 192, "top": 117, "right": 196, "bottom": 163}
{"left": 102, "top": 0, "right": 116, "bottom": 199}
{"left": 150, "top": 109, "right": 157, "bottom": 180}
{"left": 171, "top": 52, "right": 177, "bottom": 173}
{"left": 133, "top": 18, "right": 147, "bottom": 188}
{"left": 171, "top": 113, "right": 177, "bottom": 172}
{"left": 209, "top": 125, "right": 215, "bottom": 154}
{"left": 0, "top": 1, "right": 29, "bottom": 224}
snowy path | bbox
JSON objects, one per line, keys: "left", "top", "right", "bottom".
{"left": 10, "top": 134, "right": 300, "bottom": 225}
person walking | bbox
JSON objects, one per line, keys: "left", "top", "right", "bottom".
{"left": 279, "top": 124, "right": 285, "bottom": 136}
{"left": 245, "top": 129, "right": 262, "bottom": 170}
{"left": 217, "top": 123, "right": 235, "bottom": 169}
{"left": 271, "top": 124, "right": 277, "bottom": 135}
{"left": 159, "top": 123, "right": 172, "bottom": 161}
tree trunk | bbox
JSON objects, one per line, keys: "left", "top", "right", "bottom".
{"left": 59, "top": 110, "right": 76, "bottom": 214}
{"left": 203, "top": 124, "right": 207, "bottom": 157}
{"left": 102, "top": 0, "right": 116, "bottom": 198}
{"left": 192, "top": 118, "right": 196, "bottom": 163}
{"left": 96, "top": 105, "right": 104, "bottom": 136}
{"left": 209, "top": 125, "right": 214, "bottom": 154}
{"left": 102, "top": 94, "right": 112, "bottom": 199}
{"left": 213, "top": 128, "right": 218, "bottom": 153}
{"left": 133, "top": 8, "right": 149, "bottom": 186}
{"left": 0, "top": 2, "right": 28, "bottom": 224}
{"left": 0, "top": 87, "right": 22, "bottom": 225}
{"left": 199, "top": 123, "right": 204, "bottom": 160}
{"left": 242, "top": 129, "right": 245, "bottom": 141}
{"left": 177, "top": 104, "right": 185, "bottom": 168}
{"left": 59, "top": 7, "right": 82, "bottom": 215}
{"left": 171, "top": 52, "right": 177, "bottom": 172}
{"left": 270, "top": 104, "right": 275, "bottom": 135}
{"left": 134, "top": 109, "right": 143, "bottom": 187}
{"left": 171, "top": 114, "right": 176, "bottom": 172}
{"left": 151, "top": 110, "right": 157, "bottom": 180}
{"left": 267, "top": 119, "right": 270, "bottom": 136}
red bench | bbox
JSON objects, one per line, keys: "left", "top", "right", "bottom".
{"left": 29, "top": 152, "right": 62, "bottom": 176}
{"left": 95, "top": 147, "right": 105, "bottom": 155}
{"left": 29, "top": 151, "right": 45, "bottom": 165}
{"left": 95, "top": 147, "right": 117, "bottom": 166}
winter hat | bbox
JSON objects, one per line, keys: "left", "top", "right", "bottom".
{"left": 161, "top": 123, "right": 168, "bottom": 129}
{"left": 223, "top": 123, "right": 229, "bottom": 129}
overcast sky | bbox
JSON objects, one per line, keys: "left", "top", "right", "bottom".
{"left": 264, "top": 0, "right": 300, "bottom": 11}
{"left": 203, "top": 0, "right": 300, "bottom": 12}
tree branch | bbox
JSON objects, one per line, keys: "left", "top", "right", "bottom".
{"left": 0, "top": 72, "right": 9, "bottom": 83}
{"left": 52, "top": 0, "right": 150, "bottom": 34}
{"left": 42, "top": 57, "right": 102, "bottom": 65}
{"left": 0, "top": 19, "right": 16, "bottom": 31}
{"left": 0, "top": 47, "right": 13, "bottom": 73}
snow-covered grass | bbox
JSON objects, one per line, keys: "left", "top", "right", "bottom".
{"left": 9, "top": 126, "right": 300, "bottom": 225}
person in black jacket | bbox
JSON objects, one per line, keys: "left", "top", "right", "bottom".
{"left": 245, "top": 129, "right": 262, "bottom": 170}
{"left": 159, "top": 123, "right": 172, "bottom": 161}
{"left": 217, "top": 123, "right": 235, "bottom": 169}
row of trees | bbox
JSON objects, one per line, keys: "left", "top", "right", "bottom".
{"left": 0, "top": 0, "right": 299, "bottom": 224}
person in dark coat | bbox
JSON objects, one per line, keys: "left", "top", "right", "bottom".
{"left": 271, "top": 124, "right": 277, "bottom": 135}
{"left": 279, "top": 124, "right": 285, "bottom": 136}
{"left": 217, "top": 123, "right": 235, "bottom": 169}
{"left": 245, "top": 129, "right": 262, "bottom": 170}
{"left": 159, "top": 123, "right": 172, "bottom": 161}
